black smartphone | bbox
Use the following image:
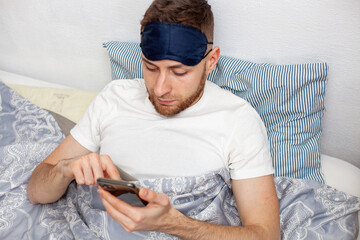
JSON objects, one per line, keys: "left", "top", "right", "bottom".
{"left": 97, "top": 178, "right": 148, "bottom": 206}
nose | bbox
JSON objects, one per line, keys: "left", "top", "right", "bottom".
{"left": 153, "top": 71, "right": 171, "bottom": 97}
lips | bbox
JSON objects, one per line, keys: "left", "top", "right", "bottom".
{"left": 157, "top": 98, "right": 175, "bottom": 105}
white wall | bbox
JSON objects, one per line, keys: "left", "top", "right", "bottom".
{"left": 0, "top": 0, "right": 359, "bottom": 167}
{"left": 0, "top": 0, "right": 151, "bottom": 90}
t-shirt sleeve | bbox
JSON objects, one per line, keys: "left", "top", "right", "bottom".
{"left": 228, "top": 106, "right": 274, "bottom": 180}
{"left": 70, "top": 86, "right": 109, "bottom": 153}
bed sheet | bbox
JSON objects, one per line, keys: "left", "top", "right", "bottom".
{"left": 322, "top": 154, "right": 360, "bottom": 198}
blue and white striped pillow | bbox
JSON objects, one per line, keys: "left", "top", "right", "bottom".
{"left": 103, "top": 42, "right": 143, "bottom": 80}
{"left": 103, "top": 41, "right": 328, "bottom": 183}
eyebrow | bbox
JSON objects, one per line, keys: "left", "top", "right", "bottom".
{"left": 142, "top": 57, "right": 186, "bottom": 69}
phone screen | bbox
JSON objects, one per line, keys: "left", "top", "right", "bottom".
{"left": 97, "top": 178, "right": 148, "bottom": 206}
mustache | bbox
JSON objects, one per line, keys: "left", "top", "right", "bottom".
{"left": 147, "top": 91, "right": 176, "bottom": 100}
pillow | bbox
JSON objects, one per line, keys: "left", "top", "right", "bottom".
{"left": 103, "top": 41, "right": 328, "bottom": 183}
{"left": 103, "top": 42, "right": 144, "bottom": 80}
{"left": 6, "top": 84, "right": 98, "bottom": 123}
{"left": 47, "top": 110, "right": 76, "bottom": 136}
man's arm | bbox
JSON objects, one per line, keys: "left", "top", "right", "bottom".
{"left": 98, "top": 174, "right": 280, "bottom": 240}
{"left": 27, "top": 134, "right": 120, "bottom": 204}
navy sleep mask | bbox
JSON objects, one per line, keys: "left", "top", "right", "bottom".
{"left": 140, "top": 22, "right": 213, "bottom": 66}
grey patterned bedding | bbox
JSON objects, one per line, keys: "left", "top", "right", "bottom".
{"left": 1, "top": 82, "right": 359, "bottom": 239}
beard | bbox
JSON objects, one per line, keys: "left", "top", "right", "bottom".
{"left": 148, "top": 68, "right": 207, "bottom": 117}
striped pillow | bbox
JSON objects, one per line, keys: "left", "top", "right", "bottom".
{"left": 103, "top": 42, "right": 143, "bottom": 80}
{"left": 209, "top": 57, "right": 328, "bottom": 183}
{"left": 103, "top": 41, "right": 328, "bottom": 183}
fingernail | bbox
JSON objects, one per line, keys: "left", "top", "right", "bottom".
{"left": 140, "top": 188, "right": 148, "bottom": 197}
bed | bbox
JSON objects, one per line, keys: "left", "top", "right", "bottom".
{"left": 0, "top": 0, "right": 360, "bottom": 239}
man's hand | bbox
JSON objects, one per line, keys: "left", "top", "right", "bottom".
{"left": 62, "top": 153, "right": 121, "bottom": 185}
{"left": 27, "top": 135, "right": 120, "bottom": 204}
{"left": 98, "top": 175, "right": 280, "bottom": 240}
{"left": 98, "top": 187, "right": 180, "bottom": 233}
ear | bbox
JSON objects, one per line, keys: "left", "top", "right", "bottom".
{"left": 206, "top": 46, "right": 220, "bottom": 74}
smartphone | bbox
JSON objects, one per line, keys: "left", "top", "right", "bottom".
{"left": 97, "top": 178, "right": 148, "bottom": 206}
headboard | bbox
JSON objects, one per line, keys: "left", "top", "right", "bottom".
{"left": 0, "top": 0, "right": 359, "bottom": 167}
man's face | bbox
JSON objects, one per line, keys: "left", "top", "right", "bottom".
{"left": 142, "top": 56, "right": 207, "bottom": 117}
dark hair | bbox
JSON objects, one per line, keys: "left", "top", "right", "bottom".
{"left": 141, "top": 0, "right": 214, "bottom": 42}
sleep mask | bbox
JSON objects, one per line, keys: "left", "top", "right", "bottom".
{"left": 141, "top": 22, "right": 213, "bottom": 66}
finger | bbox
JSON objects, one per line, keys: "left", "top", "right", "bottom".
{"left": 98, "top": 188, "right": 140, "bottom": 232}
{"left": 71, "top": 160, "right": 85, "bottom": 184}
{"left": 88, "top": 154, "right": 104, "bottom": 181}
{"left": 81, "top": 156, "right": 96, "bottom": 185}
{"left": 138, "top": 188, "right": 169, "bottom": 206}
{"left": 100, "top": 195, "right": 134, "bottom": 232}
{"left": 100, "top": 155, "right": 121, "bottom": 180}
{"left": 98, "top": 188, "right": 140, "bottom": 219}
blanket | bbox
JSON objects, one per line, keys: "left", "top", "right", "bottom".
{"left": 1, "top": 82, "right": 359, "bottom": 239}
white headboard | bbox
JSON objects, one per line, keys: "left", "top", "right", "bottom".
{"left": 0, "top": 0, "right": 359, "bottom": 167}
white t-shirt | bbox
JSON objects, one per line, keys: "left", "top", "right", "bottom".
{"left": 70, "top": 79, "right": 274, "bottom": 180}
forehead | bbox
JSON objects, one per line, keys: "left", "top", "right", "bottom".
{"left": 142, "top": 55, "right": 191, "bottom": 68}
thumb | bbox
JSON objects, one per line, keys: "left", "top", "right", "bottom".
{"left": 139, "top": 188, "right": 168, "bottom": 205}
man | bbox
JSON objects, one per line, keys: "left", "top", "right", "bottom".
{"left": 27, "top": 0, "right": 280, "bottom": 239}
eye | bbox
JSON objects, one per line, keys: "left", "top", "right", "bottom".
{"left": 173, "top": 71, "right": 187, "bottom": 76}
{"left": 145, "top": 64, "right": 157, "bottom": 72}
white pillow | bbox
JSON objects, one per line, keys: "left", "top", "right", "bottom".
{"left": 7, "top": 84, "right": 97, "bottom": 123}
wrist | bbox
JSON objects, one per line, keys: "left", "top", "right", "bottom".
{"left": 159, "top": 208, "right": 206, "bottom": 239}
{"left": 27, "top": 161, "right": 73, "bottom": 204}
{"left": 54, "top": 159, "right": 75, "bottom": 183}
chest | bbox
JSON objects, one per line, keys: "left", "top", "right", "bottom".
{"left": 98, "top": 114, "right": 233, "bottom": 179}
